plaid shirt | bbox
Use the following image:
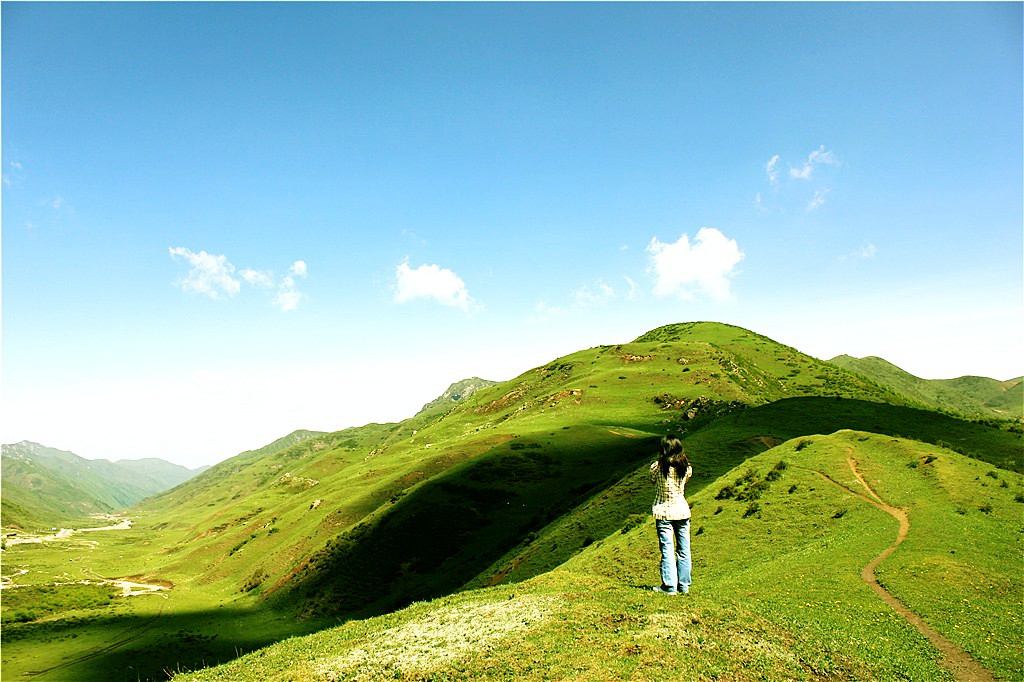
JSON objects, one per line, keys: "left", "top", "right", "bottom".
{"left": 650, "top": 461, "right": 692, "bottom": 520}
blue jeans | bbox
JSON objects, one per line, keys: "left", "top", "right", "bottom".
{"left": 656, "top": 518, "right": 691, "bottom": 593}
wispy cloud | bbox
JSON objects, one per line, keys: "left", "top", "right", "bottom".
{"left": 624, "top": 276, "right": 641, "bottom": 301}
{"left": 839, "top": 242, "right": 878, "bottom": 261}
{"left": 765, "top": 155, "right": 780, "bottom": 185}
{"left": 790, "top": 145, "right": 840, "bottom": 180}
{"left": 394, "top": 258, "right": 478, "bottom": 312}
{"left": 171, "top": 249, "right": 308, "bottom": 310}
{"left": 646, "top": 228, "right": 744, "bottom": 302}
{"left": 807, "top": 189, "right": 829, "bottom": 212}
{"left": 3, "top": 160, "right": 23, "bottom": 186}
{"left": 754, "top": 192, "right": 769, "bottom": 213}
{"left": 273, "top": 260, "right": 308, "bottom": 312}
{"left": 530, "top": 300, "right": 566, "bottom": 323}
{"left": 240, "top": 268, "right": 275, "bottom": 288}
{"left": 169, "top": 247, "right": 241, "bottom": 300}
{"left": 574, "top": 280, "right": 615, "bottom": 308}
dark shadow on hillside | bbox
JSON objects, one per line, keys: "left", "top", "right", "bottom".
{"left": 274, "top": 430, "right": 658, "bottom": 620}
{"left": 688, "top": 397, "right": 1022, "bottom": 474}
{"left": 2, "top": 604, "right": 331, "bottom": 681}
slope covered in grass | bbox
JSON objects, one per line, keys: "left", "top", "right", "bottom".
{"left": 6, "top": 322, "right": 1021, "bottom": 681}
{"left": 126, "top": 322, "right": 924, "bottom": 618}
{"left": 830, "top": 354, "right": 1024, "bottom": 421}
{"left": 173, "top": 432, "right": 1023, "bottom": 681}
{"left": 1, "top": 441, "right": 204, "bottom": 530}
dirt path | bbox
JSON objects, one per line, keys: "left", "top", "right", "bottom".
{"left": 809, "top": 453, "right": 996, "bottom": 682}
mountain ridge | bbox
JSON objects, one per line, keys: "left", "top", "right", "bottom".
{"left": 829, "top": 354, "right": 1023, "bottom": 421}
{"left": 0, "top": 441, "right": 206, "bottom": 529}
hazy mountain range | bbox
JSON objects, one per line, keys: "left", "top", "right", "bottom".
{"left": 0, "top": 441, "right": 208, "bottom": 529}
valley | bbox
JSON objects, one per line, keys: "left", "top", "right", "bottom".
{"left": 2, "top": 322, "right": 1021, "bottom": 680}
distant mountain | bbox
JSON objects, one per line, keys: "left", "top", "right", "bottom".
{"left": 416, "top": 377, "right": 500, "bottom": 418}
{"left": 0, "top": 441, "right": 205, "bottom": 530}
{"left": 236, "top": 429, "right": 327, "bottom": 460}
{"left": 828, "top": 355, "right": 1023, "bottom": 421}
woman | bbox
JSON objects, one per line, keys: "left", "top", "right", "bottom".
{"left": 650, "top": 435, "right": 692, "bottom": 595}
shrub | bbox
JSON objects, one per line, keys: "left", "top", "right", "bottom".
{"left": 715, "top": 485, "right": 736, "bottom": 500}
{"left": 619, "top": 514, "right": 647, "bottom": 534}
{"left": 737, "top": 480, "right": 769, "bottom": 501}
{"left": 979, "top": 503, "right": 993, "bottom": 514}
{"left": 742, "top": 502, "right": 760, "bottom": 518}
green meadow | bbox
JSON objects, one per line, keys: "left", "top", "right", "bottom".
{"left": 2, "top": 322, "right": 1021, "bottom": 680}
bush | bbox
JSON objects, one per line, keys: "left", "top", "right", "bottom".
{"left": 742, "top": 502, "right": 760, "bottom": 518}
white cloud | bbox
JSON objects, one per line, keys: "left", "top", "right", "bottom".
{"left": 273, "top": 260, "right": 309, "bottom": 312}
{"left": 840, "top": 242, "right": 878, "bottom": 261}
{"left": 790, "top": 145, "right": 840, "bottom": 180}
{"left": 240, "top": 269, "right": 275, "bottom": 288}
{"left": 171, "top": 249, "right": 307, "bottom": 310}
{"left": 789, "top": 164, "right": 814, "bottom": 180}
{"left": 394, "top": 258, "right": 476, "bottom": 312}
{"left": 273, "top": 288, "right": 303, "bottom": 312}
{"left": 530, "top": 300, "right": 566, "bottom": 323}
{"left": 765, "top": 155, "right": 780, "bottom": 185}
{"left": 807, "top": 189, "right": 829, "bottom": 212}
{"left": 574, "top": 281, "right": 615, "bottom": 307}
{"left": 169, "top": 247, "right": 241, "bottom": 299}
{"left": 646, "top": 228, "right": 744, "bottom": 302}
{"left": 754, "top": 192, "right": 769, "bottom": 213}
{"left": 624, "top": 276, "right": 641, "bottom": 301}
{"left": 808, "top": 146, "right": 839, "bottom": 166}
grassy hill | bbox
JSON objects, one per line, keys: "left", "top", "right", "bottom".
{"left": 171, "top": 432, "right": 1023, "bottom": 681}
{"left": 0, "top": 441, "right": 205, "bottom": 530}
{"left": 127, "top": 322, "right": 926, "bottom": 618}
{"left": 2, "top": 321, "right": 1020, "bottom": 681}
{"left": 829, "top": 354, "right": 1023, "bottom": 422}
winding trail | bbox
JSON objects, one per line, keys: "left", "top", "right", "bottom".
{"left": 808, "top": 452, "right": 996, "bottom": 682}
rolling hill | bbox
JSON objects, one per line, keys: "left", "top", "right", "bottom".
{"left": 0, "top": 441, "right": 207, "bottom": 530}
{"left": 2, "top": 321, "right": 1020, "bottom": 681}
{"left": 172, "top": 431, "right": 1023, "bottom": 681}
{"left": 829, "top": 354, "right": 1023, "bottom": 421}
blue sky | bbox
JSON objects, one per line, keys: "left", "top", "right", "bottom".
{"left": 3, "top": 2, "right": 1021, "bottom": 468}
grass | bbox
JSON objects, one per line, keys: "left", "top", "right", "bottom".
{"left": 170, "top": 431, "right": 1022, "bottom": 681}
{"left": 4, "top": 321, "right": 1021, "bottom": 680}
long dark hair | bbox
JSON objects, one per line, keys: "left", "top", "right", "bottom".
{"left": 658, "top": 435, "right": 690, "bottom": 479}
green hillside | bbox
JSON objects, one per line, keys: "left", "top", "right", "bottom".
{"left": 0, "top": 442, "right": 205, "bottom": 530}
{"left": 829, "top": 354, "right": 1024, "bottom": 421}
{"left": 128, "top": 322, "right": 925, "bottom": 619}
{"left": 3, "top": 322, "right": 1020, "bottom": 681}
{"left": 415, "top": 377, "right": 499, "bottom": 419}
{"left": 171, "top": 433, "right": 1023, "bottom": 681}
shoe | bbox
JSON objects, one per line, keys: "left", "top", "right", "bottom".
{"left": 652, "top": 585, "right": 677, "bottom": 595}
{"left": 677, "top": 585, "right": 690, "bottom": 595}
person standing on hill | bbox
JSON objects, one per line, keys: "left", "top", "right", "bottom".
{"left": 650, "top": 435, "right": 692, "bottom": 595}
